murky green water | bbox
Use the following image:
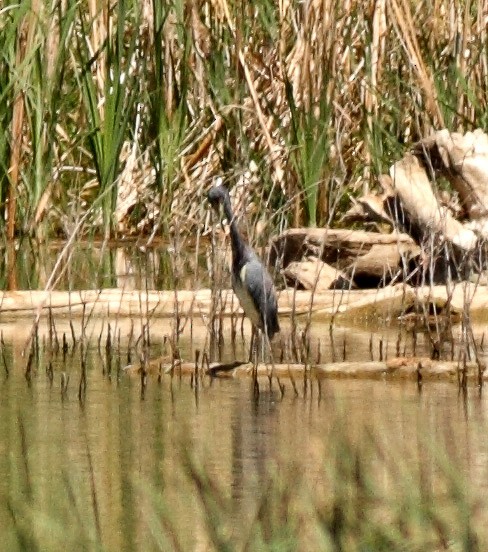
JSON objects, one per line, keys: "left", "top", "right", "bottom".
{"left": 1, "top": 322, "right": 488, "bottom": 550}
{"left": 1, "top": 242, "right": 488, "bottom": 548}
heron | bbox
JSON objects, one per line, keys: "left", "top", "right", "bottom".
{"left": 207, "top": 185, "right": 280, "bottom": 351}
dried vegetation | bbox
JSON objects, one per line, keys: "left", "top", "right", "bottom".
{"left": 1, "top": 0, "right": 488, "bottom": 241}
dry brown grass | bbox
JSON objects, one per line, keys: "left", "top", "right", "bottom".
{"left": 2, "top": 0, "right": 487, "bottom": 238}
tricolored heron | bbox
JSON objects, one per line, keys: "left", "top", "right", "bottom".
{"left": 207, "top": 185, "right": 280, "bottom": 348}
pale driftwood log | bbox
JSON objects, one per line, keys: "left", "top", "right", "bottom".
{"left": 342, "top": 130, "right": 488, "bottom": 285}
{"left": 271, "top": 228, "right": 416, "bottom": 287}
{"left": 127, "top": 357, "right": 487, "bottom": 383}
{"left": 361, "top": 130, "right": 488, "bottom": 244}
{"left": 414, "top": 129, "right": 488, "bottom": 221}
{"left": 390, "top": 153, "right": 478, "bottom": 251}
{"left": 2, "top": 283, "right": 488, "bottom": 320}
{"left": 348, "top": 242, "right": 418, "bottom": 284}
{"left": 282, "top": 257, "right": 353, "bottom": 291}
{"left": 353, "top": 131, "right": 488, "bottom": 238}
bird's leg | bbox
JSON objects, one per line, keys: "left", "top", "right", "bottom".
{"left": 247, "top": 330, "right": 252, "bottom": 363}
{"left": 264, "top": 332, "right": 283, "bottom": 395}
{"left": 248, "top": 326, "right": 257, "bottom": 363}
{"left": 248, "top": 326, "right": 260, "bottom": 396}
{"left": 259, "top": 329, "right": 265, "bottom": 363}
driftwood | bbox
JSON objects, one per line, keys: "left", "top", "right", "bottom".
{"left": 1, "top": 283, "right": 488, "bottom": 320}
{"left": 390, "top": 153, "right": 478, "bottom": 251}
{"left": 271, "top": 228, "right": 417, "bottom": 288}
{"left": 339, "top": 129, "right": 488, "bottom": 286}
{"left": 413, "top": 128, "right": 488, "bottom": 224}
{"left": 282, "top": 258, "right": 353, "bottom": 291}
{"left": 271, "top": 228, "right": 415, "bottom": 267}
{"left": 125, "top": 357, "right": 487, "bottom": 383}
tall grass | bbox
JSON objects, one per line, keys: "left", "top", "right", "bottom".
{"left": 1, "top": 0, "right": 487, "bottom": 240}
{"left": 76, "top": 0, "right": 140, "bottom": 237}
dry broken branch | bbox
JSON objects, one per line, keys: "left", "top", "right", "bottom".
{"left": 345, "top": 129, "right": 488, "bottom": 285}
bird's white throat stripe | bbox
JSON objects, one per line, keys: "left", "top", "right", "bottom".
{"left": 233, "top": 270, "right": 261, "bottom": 328}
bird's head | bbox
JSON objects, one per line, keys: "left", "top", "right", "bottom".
{"left": 207, "top": 185, "right": 230, "bottom": 218}
{"left": 208, "top": 185, "right": 227, "bottom": 205}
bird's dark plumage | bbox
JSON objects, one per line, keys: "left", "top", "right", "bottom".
{"left": 208, "top": 185, "right": 280, "bottom": 339}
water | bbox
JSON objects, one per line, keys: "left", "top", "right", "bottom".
{"left": 0, "top": 239, "right": 210, "bottom": 291}
{"left": 1, "top": 242, "right": 488, "bottom": 547}
{"left": 1, "top": 323, "right": 488, "bottom": 550}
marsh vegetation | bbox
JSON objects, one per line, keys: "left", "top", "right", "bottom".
{"left": 2, "top": 0, "right": 487, "bottom": 241}
{"left": 2, "top": 0, "right": 488, "bottom": 549}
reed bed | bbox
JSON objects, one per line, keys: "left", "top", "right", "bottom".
{"left": 1, "top": 0, "right": 487, "bottom": 241}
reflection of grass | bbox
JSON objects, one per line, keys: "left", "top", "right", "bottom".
{"left": 0, "top": 240, "right": 211, "bottom": 291}
{"left": 3, "top": 412, "right": 484, "bottom": 551}
{"left": 5, "top": 418, "right": 102, "bottom": 551}
{"left": 174, "top": 426, "right": 482, "bottom": 551}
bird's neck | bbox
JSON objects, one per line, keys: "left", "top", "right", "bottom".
{"left": 223, "top": 195, "right": 248, "bottom": 269}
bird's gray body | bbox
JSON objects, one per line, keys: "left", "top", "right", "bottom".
{"left": 232, "top": 250, "right": 280, "bottom": 339}
{"left": 208, "top": 185, "right": 280, "bottom": 339}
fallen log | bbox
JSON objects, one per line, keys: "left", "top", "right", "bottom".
{"left": 345, "top": 129, "right": 488, "bottom": 285}
{"left": 413, "top": 128, "right": 488, "bottom": 223}
{"left": 348, "top": 243, "right": 415, "bottom": 287}
{"left": 125, "top": 357, "right": 487, "bottom": 383}
{"left": 1, "top": 283, "right": 488, "bottom": 320}
{"left": 271, "top": 228, "right": 416, "bottom": 287}
{"left": 270, "top": 228, "right": 415, "bottom": 267}
{"left": 282, "top": 257, "right": 353, "bottom": 291}
{"left": 390, "top": 153, "right": 478, "bottom": 252}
